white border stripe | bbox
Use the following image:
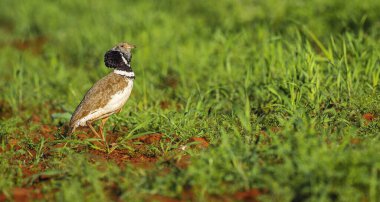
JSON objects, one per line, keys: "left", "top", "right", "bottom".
{"left": 121, "top": 55, "right": 129, "bottom": 65}
{"left": 114, "top": 70, "right": 135, "bottom": 77}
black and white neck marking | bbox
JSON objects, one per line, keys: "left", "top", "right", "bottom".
{"left": 104, "top": 50, "right": 135, "bottom": 79}
{"left": 115, "top": 54, "right": 135, "bottom": 79}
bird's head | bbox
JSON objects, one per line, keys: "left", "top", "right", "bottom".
{"left": 104, "top": 42, "right": 136, "bottom": 70}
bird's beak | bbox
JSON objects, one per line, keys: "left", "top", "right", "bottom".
{"left": 128, "top": 44, "right": 136, "bottom": 49}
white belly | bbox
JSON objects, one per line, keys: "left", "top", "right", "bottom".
{"left": 76, "top": 80, "right": 134, "bottom": 127}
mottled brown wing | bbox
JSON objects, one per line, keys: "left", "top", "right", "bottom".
{"left": 69, "top": 72, "right": 128, "bottom": 127}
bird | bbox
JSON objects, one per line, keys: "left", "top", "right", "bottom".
{"left": 68, "top": 42, "right": 136, "bottom": 141}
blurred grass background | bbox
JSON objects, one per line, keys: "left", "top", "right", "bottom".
{"left": 0, "top": 0, "right": 380, "bottom": 201}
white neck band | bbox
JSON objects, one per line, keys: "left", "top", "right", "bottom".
{"left": 114, "top": 70, "right": 135, "bottom": 77}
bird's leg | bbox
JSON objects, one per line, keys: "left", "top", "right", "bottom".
{"left": 86, "top": 121, "right": 102, "bottom": 139}
{"left": 99, "top": 117, "right": 109, "bottom": 142}
{"left": 68, "top": 126, "right": 76, "bottom": 137}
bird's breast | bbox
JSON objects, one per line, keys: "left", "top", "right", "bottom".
{"left": 104, "top": 79, "right": 134, "bottom": 111}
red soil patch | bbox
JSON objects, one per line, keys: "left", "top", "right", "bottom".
{"left": 2, "top": 114, "right": 266, "bottom": 202}
{"left": 128, "top": 155, "right": 158, "bottom": 168}
{"left": 0, "top": 187, "right": 43, "bottom": 202}
{"left": 76, "top": 132, "right": 92, "bottom": 140}
{"left": 188, "top": 137, "right": 209, "bottom": 149}
{"left": 26, "top": 163, "right": 49, "bottom": 178}
{"left": 22, "top": 114, "right": 58, "bottom": 142}
{"left": 350, "top": 138, "right": 361, "bottom": 145}
{"left": 105, "top": 133, "right": 120, "bottom": 144}
{"left": 0, "top": 36, "right": 47, "bottom": 55}
{"left": 11, "top": 36, "right": 48, "bottom": 55}
{"left": 84, "top": 133, "right": 198, "bottom": 170}
{"left": 174, "top": 155, "right": 191, "bottom": 169}
{"left": 135, "top": 133, "right": 163, "bottom": 144}
{"left": 83, "top": 133, "right": 169, "bottom": 168}
{"left": 362, "top": 113, "right": 375, "bottom": 126}
{"left": 30, "top": 114, "right": 41, "bottom": 123}
{"left": 149, "top": 188, "right": 193, "bottom": 202}
{"left": 52, "top": 143, "right": 67, "bottom": 149}
{"left": 362, "top": 113, "right": 375, "bottom": 121}
{"left": 8, "top": 139, "right": 19, "bottom": 147}
{"left": 2, "top": 114, "right": 212, "bottom": 201}
{"left": 21, "top": 166, "right": 37, "bottom": 179}
{"left": 269, "top": 127, "right": 282, "bottom": 133}
{"left": 40, "top": 125, "right": 57, "bottom": 141}
{"left": 88, "top": 149, "right": 158, "bottom": 169}
{"left": 234, "top": 188, "right": 263, "bottom": 202}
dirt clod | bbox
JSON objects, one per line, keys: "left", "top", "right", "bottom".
{"left": 234, "top": 188, "right": 263, "bottom": 202}
{"left": 362, "top": 113, "right": 375, "bottom": 121}
{"left": 136, "top": 133, "right": 163, "bottom": 144}
{"left": 188, "top": 137, "right": 209, "bottom": 149}
{"left": 0, "top": 187, "right": 43, "bottom": 202}
{"left": 11, "top": 36, "right": 48, "bottom": 55}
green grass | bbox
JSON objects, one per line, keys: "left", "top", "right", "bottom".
{"left": 1, "top": 0, "right": 380, "bottom": 201}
